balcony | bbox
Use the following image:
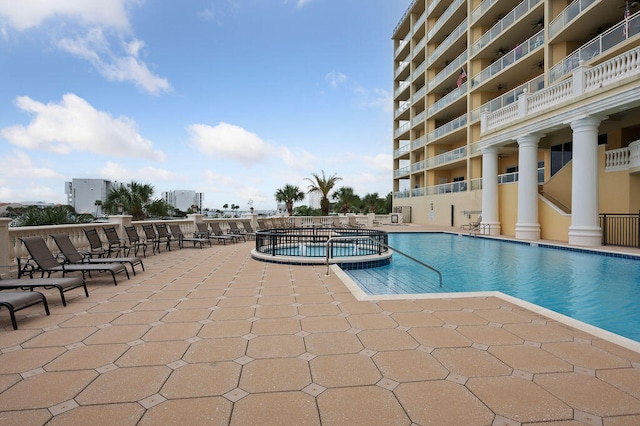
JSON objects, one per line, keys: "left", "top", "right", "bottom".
{"left": 549, "top": 0, "right": 598, "bottom": 40}
{"left": 427, "top": 81, "right": 467, "bottom": 117}
{"left": 425, "top": 180, "right": 469, "bottom": 195}
{"left": 471, "top": 30, "right": 544, "bottom": 89}
{"left": 470, "top": 0, "right": 498, "bottom": 24}
{"left": 427, "top": 115, "right": 467, "bottom": 144}
{"left": 605, "top": 140, "right": 640, "bottom": 173}
{"left": 394, "top": 144, "right": 411, "bottom": 158}
{"left": 412, "top": 86, "right": 426, "bottom": 105}
{"left": 427, "top": 146, "right": 467, "bottom": 169}
{"left": 394, "top": 101, "right": 410, "bottom": 119}
{"left": 427, "top": 19, "right": 467, "bottom": 67}
{"left": 428, "top": 50, "right": 468, "bottom": 92}
{"left": 412, "top": 135, "right": 426, "bottom": 150}
{"left": 394, "top": 60, "right": 410, "bottom": 79}
{"left": 411, "top": 160, "right": 426, "bottom": 173}
{"left": 470, "top": 0, "right": 543, "bottom": 57}
{"left": 427, "top": 0, "right": 464, "bottom": 41}
{"left": 469, "top": 75, "right": 544, "bottom": 123}
{"left": 394, "top": 166, "right": 411, "bottom": 178}
{"left": 394, "top": 122, "right": 410, "bottom": 138}
{"left": 549, "top": 12, "right": 640, "bottom": 83}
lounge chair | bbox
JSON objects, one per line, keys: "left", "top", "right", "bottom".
{"left": 461, "top": 215, "right": 482, "bottom": 232}
{"left": 242, "top": 221, "right": 257, "bottom": 239}
{"left": 103, "top": 226, "right": 128, "bottom": 257}
{"left": 256, "top": 219, "right": 267, "bottom": 230}
{"left": 195, "top": 223, "right": 232, "bottom": 245}
{"left": 0, "top": 275, "right": 88, "bottom": 307}
{"left": 155, "top": 223, "right": 174, "bottom": 251}
{"left": 20, "top": 236, "right": 129, "bottom": 286}
{"left": 227, "top": 221, "right": 245, "bottom": 237}
{"left": 332, "top": 216, "right": 343, "bottom": 228}
{"left": 83, "top": 228, "right": 109, "bottom": 258}
{"left": 169, "top": 224, "right": 211, "bottom": 249}
{"left": 0, "top": 291, "right": 49, "bottom": 330}
{"left": 124, "top": 226, "right": 148, "bottom": 257}
{"left": 346, "top": 216, "right": 364, "bottom": 228}
{"left": 209, "top": 222, "right": 241, "bottom": 243}
{"left": 142, "top": 224, "right": 163, "bottom": 254}
{"left": 51, "top": 234, "right": 144, "bottom": 276}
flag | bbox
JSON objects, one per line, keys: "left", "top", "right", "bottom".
{"left": 456, "top": 68, "right": 467, "bottom": 88}
{"left": 624, "top": 1, "right": 630, "bottom": 37}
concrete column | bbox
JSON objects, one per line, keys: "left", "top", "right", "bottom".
{"left": 515, "top": 134, "right": 541, "bottom": 240}
{"left": 108, "top": 215, "right": 132, "bottom": 239}
{"left": 481, "top": 146, "right": 501, "bottom": 235}
{"left": 568, "top": 116, "right": 603, "bottom": 246}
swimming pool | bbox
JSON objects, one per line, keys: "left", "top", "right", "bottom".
{"left": 344, "top": 233, "right": 640, "bottom": 342}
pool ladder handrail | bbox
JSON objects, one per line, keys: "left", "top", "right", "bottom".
{"left": 324, "top": 235, "right": 443, "bottom": 288}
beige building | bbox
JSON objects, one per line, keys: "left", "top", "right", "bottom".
{"left": 392, "top": 0, "right": 640, "bottom": 246}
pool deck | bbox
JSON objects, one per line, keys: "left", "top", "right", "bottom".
{"left": 1, "top": 224, "right": 640, "bottom": 425}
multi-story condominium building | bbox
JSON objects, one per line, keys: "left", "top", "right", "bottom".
{"left": 162, "top": 190, "right": 204, "bottom": 213}
{"left": 392, "top": 0, "right": 640, "bottom": 246}
{"left": 65, "top": 179, "right": 115, "bottom": 215}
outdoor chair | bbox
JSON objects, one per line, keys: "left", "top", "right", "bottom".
{"left": 256, "top": 219, "right": 267, "bottom": 230}
{"left": 20, "top": 236, "right": 129, "bottom": 286}
{"left": 242, "top": 221, "right": 256, "bottom": 239}
{"left": 51, "top": 234, "right": 144, "bottom": 276}
{"left": 209, "top": 222, "right": 241, "bottom": 243}
{"left": 124, "top": 226, "right": 148, "bottom": 257}
{"left": 169, "top": 224, "right": 211, "bottom": 249}
{"left": 332, "top": 216, "right": 343, "bottom": 228}
{"left": 347, "top": 216, "right": 364, "bottom": 228}
{"left": 195, "top": 222, "right": 233, "bottom": 244}
{"left": 83, "top": 228, "right": 109, "bottom": 258}
{"left": 103, "top": 226, "right": 128, "bottom": 257}
{"left": 155, "top": 223, "right": 174, "bottom": 251}
{"left": 0, "top": 274, "right": 88, "bottom": 307}
{"left": 0, "top": 291, "right": 49, "bottom": 330}
{"left": 461, "top": 215, "right": 482, "bottom": 232}
{"left": 227, "top": 221, "right": 245, "bottom": 237}
{"left": 142, "top": 224, "right": 163, "bottom": 254}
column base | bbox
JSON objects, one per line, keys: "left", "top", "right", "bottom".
{"left": 481, "top": 222, "right": 501, "bottom": 236}
{"left": 568, "top": 226, "right": 602, "bottom": 246}
{"left": 515, "top": 223, "right": 541, "bottom": 241}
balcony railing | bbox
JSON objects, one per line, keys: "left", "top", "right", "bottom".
{"left": 394, "top": 144, "right": 411, "bottom": 158}
{"left": 395, "top": 39, "right": 409, "bottom": 58}
{"left": 394, "top": 59, "right": 410, "bottom": 78}
{"left": 427, "top": 114, "right": 467, "bottom": 143}
{"left": 412, "top": 60, "right": 426, "bottom": 82}
{"left": 549, "top": 11, "right": 640, "bottom": 83}
{"left": 427, "top": 146, "right": 467, "bottom": 169}
{"left": 411, "top": 160, "right": 426, "bottom": 172}
{"left": 413, "top": 35, "right": 426, "bottom": 59}
{"left": 412, "top": 86, "right": 426, "bottom": 105}
{"left": 483, "top": 47, "right": 640, "bottom": 132}
{"left": 412, "top": 135, "right": 426, "bottom": 150}
{"left": 498, "top": 171, "right": 519, "bottom": 184}
{"left": 471, "top": 30, "right": 544, "bottom": 88}
{"left": 412, "top": 110, "right": 427, "bottom": 127}
{"left": 469, "top": 75, "right": 544, "bottom": 122}
{"left": 394, "top": 166, "right": 411, "bottom": 177}
{"left": 471, "top": 0, "right": 498, "bottom": 23}
{"left": 427, "top": 19, "right": 468, "bottom": 66}
{"left": 394, "top": 101, "right": 410, "bottom": 118}
{"left": 471, "top": 0, "right": 542, "bottom": 57}
{"left": 605, "top": 140, "right": 640, "bottom": 172}
{"left": 394, "top": 122, "right": 410, "bottom": 138}
{"left": 394, "top": 190, "right": 411, "bottom": 199}
{"left": 426, "top": 180, "right": 469, "bottom": 195}
{"left": 428, "top": 81, "right": 467, "bottom": 117}
{"left": 427, "top": 0, "right": 464, "bottom": 41}
{"left": 428, "top": 50, "right": 468, "bottom": 92}
{"left": 394, "top": 80, "right": 410, "bottom": 98}
{"left": 549, "top": 0, "right": 598, "bottom": 40}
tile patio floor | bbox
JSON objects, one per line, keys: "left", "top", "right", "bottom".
{"left": 1, "top": 228, "right": 640, "bottom": 425}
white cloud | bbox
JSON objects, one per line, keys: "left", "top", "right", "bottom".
{"left": 0, "top": 150, "right": 64, "bottom": 180}
{"left": 325, "top": 71, "right": 347, "bottom": 88}
{"left": 188, "top": 122, "right": 272, "bottom": 165}
{"left": 98, "top": 161, "right": 180, "bottom": 182}
{"left": 56, "top": 29, "right": 171, "bottom": 95}
{"left": 0, "top": 0, "right": 134, "bottom": 31}
{"left": 1, "top": 93, "right": 166, "bottom": 161}
{"left": 363, "top": 153, "right": 392, "bottom": 172}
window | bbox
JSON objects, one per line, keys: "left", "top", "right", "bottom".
{"left": 550, "top": 142, "right": 572, "bottom": 176}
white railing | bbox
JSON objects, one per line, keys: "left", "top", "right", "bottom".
{"left": 411, "top": 160, "right": 426, "bottom": 172}
{"left": 412, "top": 86, "right": 426, "bottom": 104}
{"left": 412, "top": 187, "right": 426, "bottom": 197}
{"left": 471, "top": 30, "right": 543, "bottom": 89}
{"left": 413, "top": 35, "right": 427, "bottom": 59}
{"left": 470, "top": 75, "right": 544, "bottom": 122}
{"left": 427, "top": 18, "right": 468, "bottom": 66}
{"left": 394, "top": 122, "right": 410, "bottom": 137}
{"left": 394, "top": 144, "right": 411, "bottom": 158}
{"left": 426, "top": 180, "right": 469, "bottom": 195}
{"left": 395, "top": 39, "right": 409, "bottom": 58}
{"left": 549, "top": 0, "right": 598, "bottom": 40}
{"left": 498, "top": 172, "right": 519, "bottom": 184}
{"left": 428, "top": 81, "right": 468, "bottom": 116}
{"left": 394, "top": 190, "right": 411, "bottom": 199}
{"left": 412, "top": 110, "right": 427, "bottom": 127}
{"left": 483, "top": 47, "right": 640, "bottom": 132}
{"left": 471, "top": 0, "right": 542, "bottom": 57}
{"left": 631, "top": 140, "right": 640, "bottom": 169}
{"left": 470, "top": 0, "right": 497, "bottom": 24}
{"left": 394, "top": 59, "right": 410, "bottom": 78}
{"left": 427, "top": 146, "right": 467, "bottom": 169}
{"left": 394, "top": 166, "right": 411, "bottom": 177}
{"left": 427, "top": 0, "right": 464, "bottom": 41}
{"left": 427, "top": 114, "right": 467, "bottom": 142}
{"left": 428, "top": 50, "right": 468, "bottom": 92}
{"left": 412, "top": 60, "right": 426, "bottom": 82}
{"left": 412, "top": 135, "right": 426, "bottom": 150}
{"left": 549, "top": 11, "right": 640, "bottom": 83}
{"left": 605, "top": 148, "right": 631, "bottom": 172}
{"left": 394, "top": 101, "right": 410, "bottom": 118}
{"left": 394, "top": 80, "right": 410, "bottom": 98}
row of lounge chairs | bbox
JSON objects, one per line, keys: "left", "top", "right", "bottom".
{"left": 257, "top": 216, "right": 365, "bottom": 229}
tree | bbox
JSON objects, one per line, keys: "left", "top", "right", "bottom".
{"left": 361, "top": 192, "right": 386, "bottom": 214}
{"left": 103, "top": 181, "right": 155, "bottom": 221}
{"left": 146, "top": 199, "right": 170, "bottom": 218}
{"left": 305, "top": 170, "right": 341, "bottom": 216}
{"left": 332, "top": 186, "right": 361, "bottom": 214}
{"left": 274, "top": 184, "right": 305, "bottom": 216}
{"left": 13, "top": 205, "right": 93, "bottom": 226}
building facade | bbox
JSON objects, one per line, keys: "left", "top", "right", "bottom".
{"left": 392, "top": 0, "right": 640, "bottom": 246}
{"left": 162, "top": 190, "right": 204, "bottom": 213}
{"left": 65, "top": 179, "right": 114, "bottom": 215}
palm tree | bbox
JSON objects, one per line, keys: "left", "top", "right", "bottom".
{"left": 103, "top": 181, "right": 155, "bottom": 220}
{"left": 361, "top": 192, "right": 385, "bottom": 214}
{"left": 306, "top": 171, "right": 341, "bottom": 216}
{"left": 332, "top": 186, "right": 360, "bottom": 214}
{"left": 274, "top": 184, "right": 305, "bottom": 216}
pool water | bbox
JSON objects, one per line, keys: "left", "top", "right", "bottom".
{"left": 344, "top": 233, "right": 640, "bottom": 342}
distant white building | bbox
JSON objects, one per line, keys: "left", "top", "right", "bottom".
{"left": 307, "top": 191, "right": 321, "bottom": 210}
{"left": 162, "top": 190, "right": 204, "bottom": 213}
{"left": 65, "top": 179, "right": 115, "bottom": 215}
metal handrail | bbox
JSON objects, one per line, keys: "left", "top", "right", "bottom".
{"left": 324, "top": 235, "right": 443, "bottom": 287}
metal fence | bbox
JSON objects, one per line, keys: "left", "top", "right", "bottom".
{"left": 600, "top": 212, "right": 640, "bottom": 248}
{"left": 255, "top": 227, "right": 389, "bottom": 259}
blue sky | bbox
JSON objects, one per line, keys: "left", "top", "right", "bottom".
{"left": 0, "top": 0, "right": 407, "bottom": 211}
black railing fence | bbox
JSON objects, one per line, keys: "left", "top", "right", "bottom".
{"left": 600, "top": 211, "right": 640, "bottom": 248}
{"left": 255, "top": 227, "right": 389, "bottom": 258}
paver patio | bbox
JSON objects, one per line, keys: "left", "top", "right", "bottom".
{"left": 1, "top": 228, "right": 640, "bottom": 425}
